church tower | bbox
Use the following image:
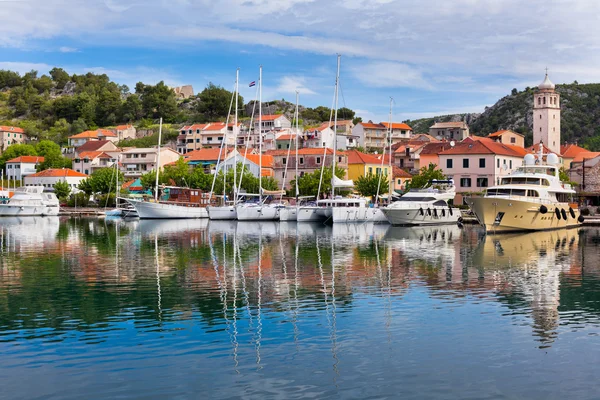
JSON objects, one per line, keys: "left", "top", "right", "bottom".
{"left": 533, "top": 72, "right": 560, "bottom": 154}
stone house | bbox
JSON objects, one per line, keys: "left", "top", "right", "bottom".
{"left": 0, "top": 126, "right": 27, "bottom": 152}
{"left": 429, "top": 121, "right": 470, "bottom": 141}
{"left": 487, "top": 130, "right": 525, "bottom": 148}
{"left": 68, "top": 129, "right": 118, "bottom": 147}
{"left": 112, "top": 124, "right": 137, "bottom": 141}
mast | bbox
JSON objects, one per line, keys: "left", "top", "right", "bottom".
{"left": 331, "top": 54, "right": 341, "bottom": 200}
{"left": 234, "top": 67, "right": 239, "bottom": 203}
{"left": 295, "top": 90, "right": 300, "bottom": 202}
{"left": 154, "top": 117, "right": 163, "bottom": 202}
{"left": 388, "top": 97, "right": 393, "bottom": 202}
{"left": 259, "top": 65, "right": 263, "bottom": 205}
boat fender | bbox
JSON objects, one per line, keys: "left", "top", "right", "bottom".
{"left": 427, "top": 208, "right": 431, "bottom": 216}
{"left": 561, "top": 208, "right": 567, "bottom": 220}
{"left": 457, "top": 221, "right": 464, "bottom": 229}
{"left": 448, "top": 208, "right": 453, "bottom": 216}
{"left": 441, "top": 209, "right": 446, "bottom": 217}
{"left": 569, "top": 208, "right": 575, "bottom": 219}
{"left": 578, "top": 215, "right": 585, "bottom": 223}
{"left": 539, "top": 205, "right": 548, "bottom": 214}
{"left": 433, "top": 208, "right": 438, "bottom": 217}
{"left": 555, "top": 208, "right": 561, "bottom": 220}
{"left": 458, "top": 216, "right": 463, "bottom": 224}
{"left": 419, "top": 207, "right": 424, "bottom": 216}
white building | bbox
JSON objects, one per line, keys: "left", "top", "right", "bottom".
{"left": 68, "top": 129, "right": 119, "bottom": 147}
{"left": 73, "top": 151, "right": 119, "bottom": 175}
{"left": 534, "top": 73, "right": 561, "bottom": 154}
{"left": 112, "top": 124, "right": 137, "bottom": 141}
{"left": 254, "top": 115, "right": 291, "bottom": 134}
{"left": 120, "top": 147, "right": 180, "bottom": 179}
{"left": 24, "top": 168, "right": 88, "bottom": 190}
{"left": 5, "top": 156, "right": 44, "bottom": 181}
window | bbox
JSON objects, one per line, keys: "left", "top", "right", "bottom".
{"left": 476, "top": 177, "right": 488, "bottom": 187}
{"left": 376, "top": 167, "right": 381, "bottom": 176}
{"left": 282, "top": 158, "right": 287, "bottom": 165}
{"left": 509, "top": 160, "right": 513, "bottom": 169}
{"left": 322, "top": 142, "right": 326, "bottom": 147}
{"left": 463, "top": 159, "right": 469, "bottom": 168}
{"left": 539, "top": 115, "right": 542, "bottom": 119}
{"left": 286, "top": 144, "right": 290, "bottom": 149}
{"left": 85, "top": 170, "right": 89, "bottom": 175}
{"left": 400, "top": 159, "right": 404, "bottom": 167}
{"left": 460, "top": 178, "right": 471, "bottom": 187}
{"left": 527, "top": 190, "right": 540, "bottom": 197}
{"left": 543, "top": 97, "right": 546, "bottom": 104}
{"left": 338, "top": 156, "right": 342, "bottom": 163}
{"left": 538, "top": 98, "right": 541, "bottom": 105}
{"left": 510, "top": 137, "right": 516, "bottom": 143}
{"left": 316, "top": 157, "right": 321, "bottom": 164}
{"left": 479, "top": 158, "right": 485, "bottom": 168}
{"left": 299, "top": 157, "right": 304, "bottom": 165}
{"left": 218, "top": 137, "right": 223, "bottom": 141}
{"left": 196, "top": 139, "right": 201, "bottom": 143}
{"left": 368, "top": 167, "right": 373, "bottom": 174}
{"left": 446, "top": 159, "right": 453, "bottom": 168}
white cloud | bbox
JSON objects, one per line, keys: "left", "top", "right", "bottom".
{"left": 351, "top": 61, "right": 431, "bottom": 89}
{"left": 58, "top": 46, "right": 78, "bottom": 53}
{"left": 275, "top": 76, "right": 316, "bottom": 95}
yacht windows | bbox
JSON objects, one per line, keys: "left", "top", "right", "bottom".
{"left": 500, "top": 177, "right": 550, "bottom": 185}
{"left": 433, "top": 200, "right": 448, "bottom": 206}
{"left": 397, "top": 196, "right": 436, "bottom": 202}
{"left": 476, "top": 178, "right": 488, "bottom": 187}
{"left": 527, "top": 190, "right": 540, "bottom": 197}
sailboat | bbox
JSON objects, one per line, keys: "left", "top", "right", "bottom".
{"left": 125, "top": 118, "right": 210, "bottom": 219}
{"left": 208, "top": 69, "right": 240, "bottom": 220}
{"left": 279, "top": 90, "right": 301, "bottom": 221}
{"left": 236, "top": 65, "right": 284, "bottom": 221}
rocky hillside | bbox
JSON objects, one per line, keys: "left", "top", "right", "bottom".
{"left": 405, "top": 82, "right": 600, "bottom": 150}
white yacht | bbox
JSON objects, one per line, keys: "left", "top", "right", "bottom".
{"left": 381, "top": 180, "right": 460, "bottom": 226}
{"left": 466, "top": 146, "right": 583, "bottom": 232}
{"left": 0, "top": 186, "right": 60, "bottom": 216}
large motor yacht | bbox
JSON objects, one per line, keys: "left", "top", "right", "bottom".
{"left": 0, "top": 186, "right": 60, "bottom": 216}
{"left": 381, "top": 180, "right": 460, "bottom": 226}
{"left": 466, "top": 145, "right": 583, "bottom": 233}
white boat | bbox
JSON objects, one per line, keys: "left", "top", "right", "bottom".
{"left": 278, "top": 206, "right": 298, "bottom": 221}
{"left": 236, "top": 202, "right": 281, "bottom": 221}
{"left": 381, "top": 180, "right": 460, "bottom": 226}
{"left": 0, "top": 186, "right": 60, "bottom": 216}
{"left": 126, "top": 197, "right": 209, "bottom": 219}
{"left": 297, "top": 205, "right": 323, "bottom": 222}
{"left": 466, "top": 146, "right": 583, "bottom": 233}
{"left": 207, "top": 205, "right": 238, "bottom": 220}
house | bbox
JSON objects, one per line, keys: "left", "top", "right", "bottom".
{"left": 304, "top": 123, "right": 336, "bottom": 149}
{"left": 275, "top": 133, "right": 300, "bottom": 151}
{"left": 68, "top": 129, "right": 118, "bottom": 147}
{"left": 0, "top": 126, "right": 27, "bottom": 152}
{"left": 352, "top": 121, "right": 412, "bottom": 151}
{"left": 75, "top": 140, "right": 120, "bottom": 156}
{"left": 568, "top": 153, "right": 600, "bottom": 194}
{"left": 112, "top": 124, "right": 137, "bottom": 141}
{"left": 218, "top": 151, "right": 275, "bottom": 180}
{"left": 269, "top": 148, "right": 348, "bottom": 189}
{"left": 23, "top": 168, "right": 88, "bottom": 190}
{"left": 183, "top": 147, "right": 233, "bottom": 173}
{"left": 346, "top": 149, "right": 392, "bottom": 182}
{"left": 255, "top": 115, "right": 291, "bottom": 134}
{"left": 487, "top": 130, "right": 525, "bottom": 148}
{"left": 438, "top": 137, "right": 528, "bottom": 194}
{"left": 72, "top": 152, "right": 118, "bottom": 175}
{"left": 416, "top": 142, "right": 454, "bottom": 171}
{"left": 120, "top": 147, "right": 180, "bottom": 179}
{"left": 381, "top": 122, "right": 413, "bottom": 141}
{"left": 561, "top": 143, "right": 590, "bottom": 170}
{"left": 393, "top": 166, "right": 413, "bottom": 193}
{"left": 331, "top": 120, "right": 360, "bottom": 149}
{"left": 177, "top": 122, "right": 240, "bottom": 154}
{"left": 393, "top": 142, "right": 428, "bottom": 171}
{"left": 5, "top": 156, "right": 44, "bottom": 181}
{"left": 429, "top": 121, "right": 470, "bottom": 141}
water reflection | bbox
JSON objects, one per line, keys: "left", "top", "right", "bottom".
{"left": 2, "top": 218, "right": 600, "bottom": 398}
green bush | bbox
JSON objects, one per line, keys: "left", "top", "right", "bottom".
{"left": 96, "top": 193, "right": 116, "bottom": 208}
{"left": 67, "top": 192, "right": 90, "bottom": 207}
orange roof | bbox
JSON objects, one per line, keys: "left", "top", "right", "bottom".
{"left": 572, "top": 152, "right": 600, "bottom": 163}
{"left": 184, "top": 148, "right": 229, "bottom": 162}
{"left": 441, "top": 138, "right": 528, "bottom": 157}
{"left": 276, "top": 134, "right": 298, "bottom": 141}
{"left": 114, "top": 124, "right": 133, "bottom": 130}
{"left": 245, "top": 154, "right": 274, "bottom": 168}
{"left": 487, "top": 129, "right": 524, "bottom": 138}
{"left": 360, "top": 122, "right": 386, "bottom": 130}
{"left": 346, "top": 149, "right": 384, "bottom": 165}
{"left": 393, "top": 166, "right": 413, "bottom": 178}
{"left": 260, "top": 115, "right": 285, "bottom": 121}
{"left": 561, "top": 143, "right": 589, "bottom": 158}
{"left": 203, "top": 122, "right": 227, "bottom": 131}
{"left": 525, "top": 143, "right": 560, "bottom": 156}
{"left": 27, "top": 168, "right": 88, "bottom": 178}
{"left": 411, "top": 133, "right": 439, "bottom": 142}
{"left": 6, "top": 156, "right": 44, "bottom": 163}
{"left": 268, "top": 148, "right": 335, "bottom": 156}
{"left": 181, "top": 124, "right": 210, "bottom": 131}
{"left": 261, "top": 168, "right": 274, "bottom": 177}
{"left": 78, "top": 151, "right": 112, "bottom": 159}
{"left": 381, "top": 122, "right": 412, "bottom": 130}
{"left": 0, "top": 125, "right": 25, "bottom": 134}
{"left": 69, "top": 129, "right": 117, "bottom": 139}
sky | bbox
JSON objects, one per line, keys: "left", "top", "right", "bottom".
{"left": 1, "top": 0, "right": 598, "bottom": 124}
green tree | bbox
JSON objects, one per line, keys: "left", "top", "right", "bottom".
{"left": 355, "top": 172, "right": 389, "bottom": 197}
{"left": 79, "top": 167, "right": 123, "bottom": 195}
{"left": 121, "top": 95, "right": 143, "bottom": 121}
{"left": 291, "top": 166, "right": 345, "bottom": 197}
{"left": 337, "top": 107, "right": 355, "bottom": 120}
{"left": 197, "top": 83, "right": 244, "bottom": 120}
{"left": 33, "top": 75, "right": 54, "bottom": 93}
{"left": 14, "top": 98, "right": 28, "bottom": 116}
{"left": 0, "top": 143, "right": 37, "bottom": 170}
{"left": 36, "top": 140, "right": 72, "bottom": 170}
{"left": 352, "top": 116, "right": 363, "bottom": 125}
{"left": 53, "top": 180, "right": 71, "bottom": 200}
{"left": 0, "top": 70, "right": 22, "bottom": 87}
{"left": 137, "top": 81, "right": 178, "bottom": 122}
{"left": 49, "top": 67, "right": 70, "bottom": 90}
{"left": 407, "top": 163, "right": 445, "bottom": 189}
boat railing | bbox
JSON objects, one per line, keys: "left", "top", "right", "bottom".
{"left": 484, "top": 194, "right": 557, "bottom": 205}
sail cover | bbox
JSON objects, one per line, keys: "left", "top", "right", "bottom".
{"left": 332, "top": 176, "right": 354, "bottom": 188}
{"left": 261, "top": 188, "right": 287, "bottom": 196}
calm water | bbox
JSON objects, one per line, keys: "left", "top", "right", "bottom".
{"left": 1, "top": 218, "right": 600, "bottom": 399}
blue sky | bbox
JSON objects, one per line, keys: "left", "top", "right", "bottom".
{"left": 1, "top": 0, "right": 598, "bottom": 124}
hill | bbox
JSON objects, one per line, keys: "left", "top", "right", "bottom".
{"left": 404, "top": 82, "right": 600, "bottom": 150}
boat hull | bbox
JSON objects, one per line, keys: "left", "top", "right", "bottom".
{"left": 127, "top": 199, "right": 208, "bottom": 219}
{"left": 297, "top": 206, "right": 326, "bottom": 222}
{"left": 331, "top": 207, "right": 388, "bottom": 223}
{"left": 381, "top": 206, "right": 460, "bottom": 226}
{"left": 0, "top": 204, "right": 59, "bottom": 216}
{"left": 236, "top": 205, "right": 280, "bottom": 221}
{"left": 207, "top": 206, "right": 238, "bottom": 220}
{"left": 467, "top": 197, "right": 582, "bottom": 232}
{"left": 279, "top": 207, "right": 298, "bottom": 221}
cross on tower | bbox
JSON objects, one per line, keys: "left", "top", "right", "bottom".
{"left": 545, "top": 67, "right": 549, "bottom": 75}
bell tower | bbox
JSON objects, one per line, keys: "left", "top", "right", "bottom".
{"left": 533, "top": 70, "right": 560, "bottom": 154}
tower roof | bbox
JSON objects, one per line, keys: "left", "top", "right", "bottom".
{"left": 538, "top": 73, "right": 555, "bottom": 90}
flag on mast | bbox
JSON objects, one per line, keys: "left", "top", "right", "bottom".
{"left": 249, "top": 81, "right": 256, "bottom": 87}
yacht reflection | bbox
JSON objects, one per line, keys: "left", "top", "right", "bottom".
{"left": 383, "top": 225, "right": 462, "bottom": 265}
{"left": 136, "top": 218, "right": 208, "bottom": 236}
{"left": 472, "top": 228, "right": 582, "bottom": 347}
{"left": 0, "top": 217, "right": 60, "bottom": 252}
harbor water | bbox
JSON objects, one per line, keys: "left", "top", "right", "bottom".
{"left": 1, "top": 217, "right": 600, "bottom": 399}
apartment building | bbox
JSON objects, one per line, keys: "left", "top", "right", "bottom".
{"left": 120, "top": 147, "right": 180, "bottom": 178}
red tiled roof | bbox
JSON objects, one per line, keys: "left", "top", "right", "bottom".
{"left": 411, "top": 133, "right": 439, "bottom": 142}
{"left": 393, "top": 166, "right": 413, "bottom": 178}
{"left": 245, "top": 154, "right": 274, "bottom": 168}
{"left": 268, "top": 148, "right": 335, "bottom": 156}
{"left": 76, "top": 140, "right": 117, "bottom": 153}
{"left": 561, "top": 143, "right": 589, "bottom": 158}
{"left": 381, "top": 122, "right": 412, "bottom": 130}
{"left": 69, "top": 129, "right": 117, "bottom": 139}
{"left": 78, "top": 151, "right": 112, "bottom": 159}
{"left": 203, "top": 122, "right": 227, "bottom": 131}
{"left": 181, "top": 123, "right": 210, "bottom": 131}
{"left": 6, "top": 156, "right": 44, "bottom": 163}
{"left": 261, "top": 168, "right": 274, "bottom": 177}
{"left": 346, "top": 149, "right": 384, "bottom": 164}
{"left": 525, "top": 143, "right": 561, "bottom": 156}
{"left": 114, "top": 124, "right": 133, "bottom": 130}
{"left": 572, "top": 152, "right": 600, "bottom": 163}
{"left": 418, "top": 142, "right": 454, "bottom": 155}
{"left": 441, "top": 138, "right": 528, "bottom": 157}
{"left": 27, "top": 168, "right": 88, "bottom": 178}
{"left": 430, "top": 121, "right": 468, "bottom": 129}
{"left": 277, "top": 134, "right": 298, "bottom": 140}
{"left": 487, "top": 129, "right": 524, "bottom": 138}
{"left": 0, "top": 125, "right": 25, "bottom": 134}
{"left": 260, "top": 115, "right": 285, "bottom": 121}
{"left": 360, "top": 122, "right": 386, "bottom": 130}
{"left": 184, "top": 148, "right": 230, "bottom": 162}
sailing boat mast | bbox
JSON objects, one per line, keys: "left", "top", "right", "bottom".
{"left": 259, "top": 65, "right": 263, "bottom": 205}
{"left": 388, "top": 97, "right": 393, "bottom": 202}
{"left": 295, "top": 90, "right": 300, "bottom": 202}
{"left": 154, "top": 117, "right": 163, "bottom": 202}
{"left": 233, "top": 68, "right": 239, "bottom": 203}
{"left": 330, "top": 54, "right": 341, "bottom": 200}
